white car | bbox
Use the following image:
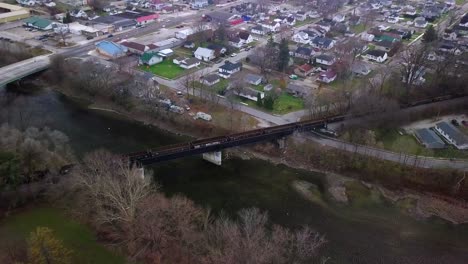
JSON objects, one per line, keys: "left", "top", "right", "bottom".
{"left": 230, "top": 53, "right": 237, "bottom": 57}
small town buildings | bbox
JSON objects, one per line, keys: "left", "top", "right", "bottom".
{"left": 229, "top": 36, "right": 243, "bottom": 48}
{"left": 218, "top": 61, "right": 242, "bottom": 78}
{"left": 23, "top": 16, "right": 55, "bottom": 30}
{"left": 121, "top": 41, "right": 148, "bottom": 55}
{"left": 364, "top": 50, "right": 388, "bottom": 63}
{"left": 292, "top": 31, "right": 311, "bottom": 44}
{"left": 139, "top": 52, "right": 163, "bottom": 66}
{"left": 194, "top": 47, "right": 215, "bottom": 61}
{"left": 235, "top": 88, "right": 264, "bottom": 102}
{"left": 293, "top": 46, "right": 314, "bottom": 60}
{"left": 238, "top": 31, "right": 253, "bottom": 44}
{"left": 175, "top": 28, "right": 195, "bottom": 39}
{"left": 460, "top": 14, "right": 468, "bottom": 28}
{"left": 332, "top": 14, "right": 345, "bottom": 23}
{"left": 158, "top": 48, "right": 174, "bottom": 57}
{"left": 179, "top": 58, "right": 200, "bottom": 69}
{"left": 259, "top": 21, "right": 281, "bottom": 32}
{"left": 434, "top": 122, "right": 468, "bottom": 149}
{"left": 414, "top": 17, "right": 428, "bottom": 28}
{"left": 191, "top": 0, "right": 209, "bottom": 9}
{"left": 184, "top": 41, "right": 195, "bottom": 49}
{"left": 318, "top": 70, "right": 337, "bottom": 83}
{"left": 414, "top": 128, "right": 446, "bottom": 149}
{"left": 96, "top": 41, "right": 128, "bottom": 58}
{"left": 207, "top": 44, "right": 227, "bottom": 56}
{"left": 202, "top": 74, "right": 220, "bottom": 86}
{"left": 244, "top": 74, "right": 263, "bottom": 85}
{"left": 361, "top": 32, "right": 375, "bottom": 42}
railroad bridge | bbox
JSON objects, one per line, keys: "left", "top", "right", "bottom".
{"left": 127, "top": 115, "right": 345, "bottom": 166}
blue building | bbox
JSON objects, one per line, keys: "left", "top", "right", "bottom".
{"left": 95, "top": 41, "right": 128, "bottom": 58}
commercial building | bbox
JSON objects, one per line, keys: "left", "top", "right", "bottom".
{"left": 0, "top": 3, "right": 30, "bottom": 24}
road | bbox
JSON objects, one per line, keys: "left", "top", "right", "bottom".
{"left": 0, "top": 55, "right": 50, "bottom": 87}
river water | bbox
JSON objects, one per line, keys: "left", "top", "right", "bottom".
{"left": 2, "top": 87, "right": 468, "bottom": 264}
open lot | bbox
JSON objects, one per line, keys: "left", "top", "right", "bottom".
{"left": 138, "top": 59, "right": 199, "bottom": 79}
{"left": 0, "top": 207, "right": 125, "bottom": 264}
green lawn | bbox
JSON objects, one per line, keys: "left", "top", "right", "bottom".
{"left": 138, "top": 59, "right": 185, "bottom": 79}
{"left": 273, "top": 93, "right": 304, "bottom": 114}
{"left": 351, "top": 24, "right": 367, "bottom": 34}
{"left": 294, "top": 18, "right": 314, "bottom": 27}
{"left": 0, "top": 207, "right": 125, "bottom": 264}
{"left": 375, "top": 129, "right": 468, "bottom": 159}
{"left": 456, "top": 0, "right": 465, "bottom": 5}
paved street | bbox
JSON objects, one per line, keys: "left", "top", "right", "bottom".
{"left": 0, "top": 55, "right": 50, "bottom": 87}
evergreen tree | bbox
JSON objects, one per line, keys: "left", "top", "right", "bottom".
{"left": 277, "top": 38, "right": 289, "bottom": 72}
{"left": 422, "top": 25, "right": 437, "bottom": 43}
{"left": 63, "top": 12, "right": 72, "bottom": 24}
{"left": 263, "top": 96, "right": 274, "bottom": 110}
{"left": 256, "top": 93, "right": 263, "bottom": 107}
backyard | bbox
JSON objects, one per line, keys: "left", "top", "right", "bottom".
{"left": 138, "top": 59, "right": 186, "bottom": 79}
{"left": 0, "top": 207, "right": 125, "bottom": 264}
{"left": 238, "top": 92, "right": 304, "bottom": 115}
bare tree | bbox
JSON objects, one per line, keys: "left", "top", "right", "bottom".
{"left": 400, "top": 44, "right": 430, "bottom": 102}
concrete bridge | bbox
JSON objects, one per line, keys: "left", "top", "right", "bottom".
{"left": 127, "top": 116, "right": 345, "bottom": 166}
{"left": 0, "top": 55, "right": 50, "bottom": 87}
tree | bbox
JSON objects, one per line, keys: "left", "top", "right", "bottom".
{"left": 215, "top": 23, "right": 228, "bottom": 44}
{"left": 422, "top": 25, "right": 437, "bottom": 43}
{"left": 256, "top": 93, "right": 263, "bottom": 107}
{"left": 400, "top": 45, "right": 430, "bottom": 102}
{"left": 263, "top": 95, "right": 274, "bottom": 110}
{"left": 27, "top": 227, "right": 72, "bottom": 264}
{"left": 0, "top": 151, "right": 21, "bottom": 190}
{"left": 88, "top": 0, "right": 107, "bottom": 10}
{"left": 277, "top": 38, "right": 289, "bottom": 72}
{"left": 63, "top": 12, "right": 72, "bottom": 24}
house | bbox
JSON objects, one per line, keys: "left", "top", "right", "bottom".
{"left": 284, "top": 16, "right": 296, "bottom": 26}
{"left": 202, "top": 74, "right": 220, "bottom": 86}
{"left": 295, "top": 11, "right": 307, "bottom": 21}
{"left": 443, "top": 29, "right": 458, "bottom": 41}
{"left": 191, "top": 0, "right": 209, "bottom": 9}
{"left": 235, "top": 88, "right": 264, "bottom": 102}
{"left": 173, "top": 57, "right": 185, "bottom": 65}
{"left": 259, "top": 21, "right": 281, "bottom": 32}
{"left": 292, "top": 31, "right": 311, "bottom": 44}
{"left": 332, "top": 14, "right": 345, "bottom": 23}
{"left": 316, "top": 21, "right": 332, "bottom": 32}
{"left": 293, "top": 46, "right": 314, "bottom": 60}
{"left": 414, "top": 17, "right": 428, "bottom": 28}
{"left": 207, "top": 44, "right": 227, "bottom": 56}
{"left": 158, "top": 48, "right": 174, "bottom": 57}
{"left": 204, "top": 11, "right": 241, "bottom": 26}
{"left": 361, "top": 32, "right": 375, "bottom": 42}
{"left": 251, "top": 25, "right": 267, "bottom": 35}
{"left": 318, "top": 70, "right": 337, "bottom": 83}
{"left": 184, "top": 41, "right": 195, "bottom": 49}
{"left": 218, "top": 61, "right": 242, "bottom": 78}
{"left": 96, "top": 41, "right": 128, "bottom": 58}
{"left": 295, "top": 63, "right": 314, "bottom": 77}
{"left": 175, "top": 28, "right": 195, "bottom": 39}
{"left": 351, "top": 61, "right": 372, "bottom": 76}
{"left": 374, "top": 40, "right": 395, "bottom": 51}
{"left": 310, "top": 37, "right": 335, "bottom": 50}
{"left": 414, "top": 128, "right": 445, "bottom": 149}
{"left": 244, "top": 74, "right": 263, "bottom": 86}
{"left": 286, "top": 83, "right": 309, "bottom": 98}
{"left": 364, "top": 50, "right": 388, "bottom": 62}
{"left": 434, "top": 122, "right": 468, "bottom": 149}
{"left": 70, "top": 9, "right": 87, "bottom": 19}
{"left": 194, "top": 47, "right": 215, "bottom": 61}
{"left": 229, "top": 36, "right": 243, "bottom": 48}
{"left": 121, "top": 41, "right": 148, "bottom": 55}
{"left": 139, "top": 52, "right": 163, "bottom": 66}
{"left": 315, "top": 54, "right": 335, "bottom": 66}
{"left": 179, "top": 58, "right": 200, "bottom": 69}
{"left": 238, "top": 31, "right": 253, "bottom": 44}
{"left": 23, "top": 17, "right": 55, "bottom": 31}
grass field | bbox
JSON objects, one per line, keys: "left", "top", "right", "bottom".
{"left": 138, "top": 60, "right": 185, "bottom": 79}
{"left": 351, "top": 24, "right": 367, "bottom": 34}
{"left": 0, "top": 207, "right": 125, "bottom": 264}
{"left": 375, "top": 129, "right": 468, "bottom": 159}
{"left": 273, "top": 93, "right": 304, "bottom": 114}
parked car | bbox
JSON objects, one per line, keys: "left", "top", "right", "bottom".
{"left": 177, "top": 91, "right": 183, "bottom": 96}
{"left": 230, "top": 52, "right": 237, "bottom": 57}
{"left": 107, "top": 34, "right": 114, "bottom": 38}
{"left": 86, "top": 36, "right": 94, "bottom": 40}
{"left": 451, "top": 119, "right": 460, "bottom": 126}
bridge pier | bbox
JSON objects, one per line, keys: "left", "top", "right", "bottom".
{"left": 276, "top": 137, "right": 286, "bottom": 149}
{"left": 203, "top": 151, "right": 222, "bottom": 166}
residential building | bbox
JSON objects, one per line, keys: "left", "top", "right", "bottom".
{"left": 460, "top": 14, "right": 468, "bottom": 28}
{"left": 251, "top": 25, "right": 267, "bottom": 35}
{"left": 295, "top": 63, "right": 314, "bottom": 77}
{"left": 364, "top": 50, "right": 388, "bottom": 62}
{"left": 139, "top": 52, "right": 163, "bottom": 66}
{"left": 333, "top": 14, "right": 345, "bottom": 23}
{"left": 179, "top": 58, "right": 200, "bottom": 69}
{"left": 184, "top": 41, "right": 195, "bottom": 49}
{"left": 191, "top": 0, "right": 209, "bottom": 9}
{"left": 311, "top": 36, "right": 335, "bottom": 50}
{"left": 229, "top": 36, "right": 243, "bottom": 48}
{"left": 238, "top": 31, "right": 253, "bottom": 44}
{"left": 414, "top": 17, "right": 428, "bottom": 28}
{"left": 235, "top": 88, "right": 264, "bottom": 102}
{"left": 286, "top": 83, "right": 309, "bottom": 98}
{"left": 218, "top": 61, "right": 242, "bottom": 78}
{"left": 244, "top": 74, "right": 263, "bottom": 85}
{"left": 293, "top": 46, "right": 314, "bottom": 60}
{"left": 121, "top": 41, "right": 148, "bottom": 55}
{"left": 202, "top": 74, "right": 220, "bottom": 86}
{"left": 259, "top": 21, "right": 281, "bottom": 32}
{"left": 194, "top": 47, "right": 216, "bottom": 61}
{"left": 292, "top": 31, "right": 311, "bottom": 44}
{"left": 351, "top": 61, "right": 372, "bottom": 76}
{"left": 318, "top": 70, "right": 337, "bottom": 83}
{"left": 315, "top": 54, "right": 336, "bottom": 66}
{"left": 175, "top": 28, "right": 195, "bottom": 40}
{"left": 206, "top": 44, "right": 227, "bottom": 56}
{"left": 434, "top": 122, "right": 468, "bottom": 149}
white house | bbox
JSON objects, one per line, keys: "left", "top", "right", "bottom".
{"left": 244, "top": 74, "right": 263, "bottom": 86}
{"left": 175, "top": 28, "right": 194, "bottom": 39}
{"left": 218, "top": 61, "right": 242, "bottom": 78}
{"left": 333, "top": 14, "right": 345, "bottom": 23}
{"left": 179, "top": 58, "right": 201, "bottom": 69}
{"left": 251, "top": 25, "right": 267, "bottom": 35}
{"left": 194, "top": 47, "right": 215, "bottom": 61}
{"left": 70, "top": 9, "right": 88, "bottom": 19}
{"left": 229, "top": 36, "right": 243, "bottom": 48}
{"left": 315, "top": 54, "right": 335, "bottom": 66}
{"left": 139, "top": 52, "right": 163, "bottom": 66}
{"left": 292, "top": 31, "right": 310, "bottom": 44}
{"left": 238, "top": 31, "right": 253, "bottom": 44}
{"left": 259, "top": 21, "right": 281, "bottom": 32}
{"left": 414, "top": 17, "right": 428, "bottom": 28}
{"left": 365, "top": 50, "right": 388, "bottom": 63}
{"left": 434, "top": 122, "right": 468, "bottom": 149}
{"left": 202, "top": 74, "right": 220, "bottom": 86}
{"left": 361, "top": 32, "right": 375, "bottom": 42}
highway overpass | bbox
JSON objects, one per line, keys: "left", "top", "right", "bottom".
{"left": 0, "top": 55, "right": 50, "bottom": 87}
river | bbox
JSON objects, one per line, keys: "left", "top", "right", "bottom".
{"left": 2, "top": 86, "right": 468, "bottom": 264}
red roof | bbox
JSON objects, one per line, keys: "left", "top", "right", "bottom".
{"left": 320, "top": 70, "right": 336, "bottom": 79}
{"left": 136, "top": 13, "right": 159, "bottom": 23}
{"left": 230, "top": 18, "right": 244, "bottom": 26}
{"left": 299, "top": 63, "right": 313, "bottom": 72}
